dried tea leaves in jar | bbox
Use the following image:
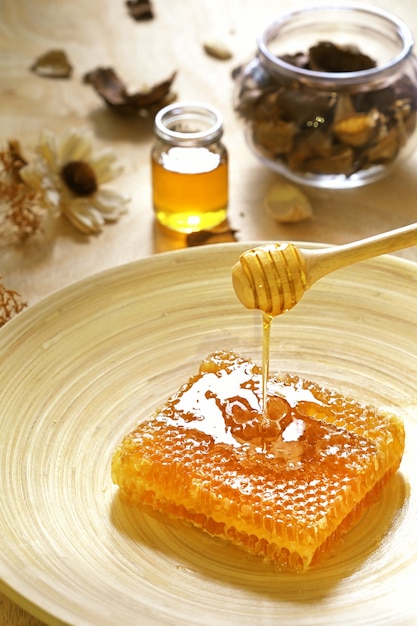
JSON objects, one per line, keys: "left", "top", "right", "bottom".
{"left": 304, "top": 41, "right": 376, "bottom": 73}
{"left": 234, "top": 40, "right": 417, "bottom": 178}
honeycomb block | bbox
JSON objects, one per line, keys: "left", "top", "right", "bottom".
{"left": 111, "top": 351, "right": 405, "bottom": 571}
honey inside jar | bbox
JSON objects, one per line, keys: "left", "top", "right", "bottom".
{"left": 151, "top": 146, "right": 228, "bottom": 233}
{"left": 151, "top": 102, "right": 229, "bottom": 233}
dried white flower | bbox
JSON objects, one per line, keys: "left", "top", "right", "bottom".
{"left": 20, "top": 129, "right": 129, "bottom": 234}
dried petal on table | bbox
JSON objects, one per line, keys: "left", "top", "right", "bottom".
{"left": 126, "top": 0, "right": 154, "bottom": 20}
{"left": 264, "top": 181, "right": 313, "bottom": 223}
{"left": 30, "top": 49, "right": 73, "bottom": 79}
{"left": 203, "top": 39, "right": 233, "bottom": 60}
{"left": 83, "top": 67, "right": 177, "bottom": 116}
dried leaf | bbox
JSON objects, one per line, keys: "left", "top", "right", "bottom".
{"left": 365, "top": 128, "right": 400, "bottom": 163}
{"left": 306, "top": 145, "right": 354, "bottom": 175}
{"left": 264, "top": 181, "right": 313, "bottom": 223}
{"left": 186, "top": 225, "right": 238, "bottom": 247}
{"left": 83, "top": 67, "right": 177, "bottom": 115}
{"left": 308, "top": 42, "right": 376, "bottom": 73}
{"left": 126, "top": 0, "right": 154, "bottom": 20}
{"left": 334, "top": 110, "right": 379, "bottom": 147}
{"left": 30, "top": 49, "right": 73, "bottom": 79}
{"left": 203, "top": 39, "right": 233, "bottom": 61}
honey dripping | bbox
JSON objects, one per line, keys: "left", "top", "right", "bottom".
{"left": 261, "top": 312, "right": 272, "bottom": 422}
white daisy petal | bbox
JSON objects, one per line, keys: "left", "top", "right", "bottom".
{"left": 90, "top": 150, "right": 122, "bottom": 184}
{"left": 63, "top": 210, "right": 98, "bottom": 234}
{"left": 75, "top": 198, "right": 106, "bottom": 226}
{"left": 19, "top": 163, "right": 44, "bottom": 190}
{"left": 40, "top": 131, "right": 61, "bottom": 169}
{"left": 44, "top": 188, "right": 61, "bottom": 210}
{"left": 58, "top": 130, "right": 93, "bottom": 164}
{"left": 93, "top": 188, "right": 129, "bottom": 218}
{"left": 62, "top": 199, "right": 104, "bottom": 234}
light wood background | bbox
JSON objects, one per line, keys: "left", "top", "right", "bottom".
{"left": 1, "top": 0, "right": 417, "bottom": 623}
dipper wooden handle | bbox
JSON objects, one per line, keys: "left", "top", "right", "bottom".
{"left": 232, "top": 223, "right": 417, "bottom": 317}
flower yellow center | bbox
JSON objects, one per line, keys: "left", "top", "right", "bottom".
{"left": 61, "top": 160, "right": 98, "bottom": 197}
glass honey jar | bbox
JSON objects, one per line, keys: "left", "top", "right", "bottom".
{"left": 151, "top": 102, "right": 229, "bottom": 233}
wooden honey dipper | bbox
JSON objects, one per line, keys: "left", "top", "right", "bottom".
{"left": 232, "top": 223, "right": 417, "bottom": 317}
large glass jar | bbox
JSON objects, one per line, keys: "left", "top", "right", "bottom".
{"left": 233, "top": 5, "right": 417, "bottom": 188}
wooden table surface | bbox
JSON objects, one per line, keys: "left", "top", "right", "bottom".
{"left": 1, "top": 0, "right": 417, "bottom": 624}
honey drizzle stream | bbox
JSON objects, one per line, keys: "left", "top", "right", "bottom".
{"left": 262, "top": 312, "right": 273, "bottom": 421}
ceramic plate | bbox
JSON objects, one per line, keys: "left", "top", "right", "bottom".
{"left": 0, "top": 242, "right": 416, "bottom": 626}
